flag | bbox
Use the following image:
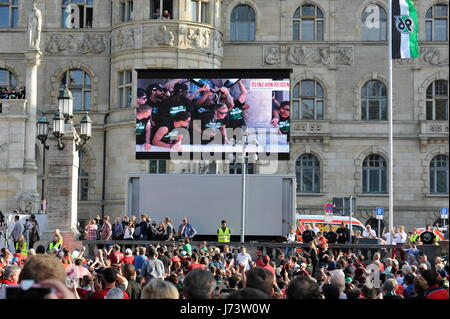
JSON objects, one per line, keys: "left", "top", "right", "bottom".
{"left": 392, "top": 0, "right": 419, "bottom": 59}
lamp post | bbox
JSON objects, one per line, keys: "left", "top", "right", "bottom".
{"left": 36, "top": 113, "right": 49, "bottom": 212}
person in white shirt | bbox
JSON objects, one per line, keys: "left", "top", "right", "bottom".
{"left": 362, "top": 225, "right": 377, "bottom": 239}
{"left": 383, "top": 228, "right": 397, "bottom": 245}
{"left": 394, "top": 225, "right": 407, "bottom": 261}
{"left": 285, "top": 227, "right": 297, "bottom": 256}
{"left": 235, "top": 246, "right": 252, "bottom": 271}
{"left": 311, "top": 223, "right": 320, "bottom": 234}
{"left": 123, "top": 222, "right": 135, "bottom": 240}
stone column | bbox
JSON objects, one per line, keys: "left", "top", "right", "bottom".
{"left": 43, "top": 125, "right": 81, "bottom": 250}
{"left": 21, "top": 49, "right": 42, "bottom": 205}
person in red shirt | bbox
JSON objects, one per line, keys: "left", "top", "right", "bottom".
{"left": 108, "top": 245, "right": 124, "bottom": 269}
{"left": 187, "top": 253, "right": 206, "bottom": 272}
{"left": 122, "top": 249, "right": 135, "bottom": 265}
{"left": 92, "top": 268, "right": 130, "bottom": 299}
{"left": 255, "top": 251, "right": 265, "bottom": 268}
{"left": 421, "top": 269, "right": 450, "bottom": 299}
{"left": 261, "top": 256, "right": 276, "bottom": 277}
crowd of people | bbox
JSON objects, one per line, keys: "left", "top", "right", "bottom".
{"left": 0, "top": 214, "right": 448, "bottom": 299}
{"left": 135, "top": 78, "right": 289, "bottom": 151}
{"left": 0, "top": 87, "right": 26, "bottom": 99}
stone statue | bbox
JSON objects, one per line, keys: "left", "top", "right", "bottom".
{"left": 27, "top": 1, "right": 42, "bottom": 50}
{"left": 319, "top": 48, "right": 331, "bottom": 65}
{"left": 337, "top": 47, "right": 353, "bottom": 65}
{"left": 287, "top": 46, "right": 307, "bottom": 65}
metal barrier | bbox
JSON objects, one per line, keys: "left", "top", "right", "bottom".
{"left": 81, "top": 240, "right": 447, "bottom": 261}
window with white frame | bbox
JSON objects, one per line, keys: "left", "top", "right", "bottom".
{"left": 191, "top": 0, "right": 209, "bottom": 23}
{"left": 293, "top": 5, "right": 324, "bottom": 41}
{"left": 361, "top": 4, "right": 387, "bottom": 41}
{"left": 0, "top": 68, "right": 17, "bottom": 89}
{"left": 430, "top": 155, "right": 449, "bottom": 194}
{"left": 361, "top": 80, "right": 387, "bottom": 120}
{"left": 61, "top": 0, "right": 93, "bottom": 29}
{"left": 296, "top": 154, "right": 320, "bottom": 193}
{"left": 426, "top": 80, "right": 448, "bottom": 121}
{"left": 60, "top": 69, "right": 91, "bottom": 111}
{"left": 426, "top": 5, "right": 448, "bottom": 41}
{"left": 292, "top": 80, "right": 324, "bottom": 120}
{"left": 362, "top": 154, "right": 387, "bottom": 194}
{"left": 150, "top": 0, "right": 173, "bottom": 19}
{"left": 230, "top": 5, "right": 255, "bottom": 41}
{"left": 118, "top": 70, "right": 133, "bottom": 108}
{"left": 0, "top": 0, "right": 19, "bottom": 28}
{"left": 120, "top": 0, "right": 134, "bottom": 22}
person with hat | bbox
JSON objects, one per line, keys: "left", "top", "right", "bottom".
{"left": 261, "top": 255, "right": 276, "bottom": 276}
{"left": 145, "top": 82, "right": 167, "bottom": 128}
{"left": 255, "top": 251, "right": 265, "bottom": 267}
{"left": 136, "top": 88, "right": 147, "bottom": 106}
{"left": 152, "top": 111, "right": 191, "bottom": 151}
{"left": 217, "top": 220, "right": 231, "bottom": 244}
{"left": 193, "top": 103, "right": 231, "bottom": 145}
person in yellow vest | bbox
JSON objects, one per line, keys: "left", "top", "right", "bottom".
{"left": 217, "top": 220, "right": 231, "bottom": 244}
{"left": 15, "top": 235, "right": 28, "bottom": 257}
{"left": 47, "top": 236, "right": 63, "bottom": 254}
{"left": 408, "top": 228, "right": 420, "bottom": 244}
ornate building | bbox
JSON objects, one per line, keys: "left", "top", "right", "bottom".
{"left": 0, "top": 0, "right": 448, "bottom": 232}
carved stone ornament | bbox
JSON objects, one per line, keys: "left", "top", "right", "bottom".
{"left": 46, "top": 33, "right": 109, "bottom": 55}
{"left": 185, "top": 27, "right": 211, "bottom": 49}
{"left": 264, "top": 46, "right": 281, "bottom": 65}
{"left": 421, "top": 47, "right": 448, "bottom": 66}
{"left": 112, "top": 26, "right": 140, "bottom": 51}
{"left": 336, "top": 47, "right": 353, "bottom": 65}
{"left": 286, "top": 46, "right": 331, "bottom": 65}
{"left": 214, "top": 30, "right": 223, "bottom": 56}
{"left": 17, "top": 192, "right": 41, "bottom": 214}
{"left": 143, "top": 25, "right": 176, "bottom": 46}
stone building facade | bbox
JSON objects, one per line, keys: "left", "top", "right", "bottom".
{"left": 0, "top": 0, "right": 448, "bottom": 232}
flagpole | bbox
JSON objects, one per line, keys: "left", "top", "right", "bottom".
{"left": 387, "top": 0, "right": 394, "bottom": 244}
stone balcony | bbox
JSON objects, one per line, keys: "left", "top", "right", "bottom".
{"left": 420, "top": 121, "right": 449, "bottom": 136}
{"left": 110, "top": 20, "right": 223, "bottom": 57}
{"left": 0, "top": 99, "right": 27, "bottom": 116}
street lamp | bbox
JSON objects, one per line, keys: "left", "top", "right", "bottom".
{"left": 59, "top": 84, "right": 73, "bottom": 122}
{"left": 36, "top": 113, "right": 50, "bottom": 212}
{"left": 50, "top": 86, "right": 93, "bottom": 151}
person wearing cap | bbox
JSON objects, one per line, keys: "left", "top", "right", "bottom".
{"left": 261, "top": 255, "right": 276, "bottom": 276}
{"left": 255, "top": 251, "right": 265, "bottom": 267}
{"left": 145, "top": 83, "right": 166, "bottom": 128}
{"left": 136, "top": 88, "right": 147, "bottom": 106}
{"left": 123, "top": 248, "right": 135, "bottom": 265}
{"left": 217, "top": 220, "right": 231, "bottom": 243}
{"left": 152, "top": 111, "right": 191, "bottom": 151}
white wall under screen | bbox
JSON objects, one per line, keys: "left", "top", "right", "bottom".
{"left": 129, "top": 174, "right": 295, "bottom": 237}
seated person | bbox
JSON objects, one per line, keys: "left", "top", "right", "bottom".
{"left": 192, "top": 104, "right": 231, "bottom": 145}
{"left": 152, "top": 111, "right": 191, "bottom": 151}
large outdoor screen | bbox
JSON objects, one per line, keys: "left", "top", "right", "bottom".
{"left": 136, "top": 69, "right": 291, "bottom": 160}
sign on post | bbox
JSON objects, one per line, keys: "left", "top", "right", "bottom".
{"left": 324, "top": 203, "right": 333, "bottom": 214}
{"left": 441, "top": 208, "right": 448, "bottom": 219}
{"left": 376, "top": 207, "right": 384, "bottom": 220}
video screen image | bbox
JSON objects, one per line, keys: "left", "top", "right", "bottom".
{"left": 136, "top": 70, "right": 290, "bottom": 160}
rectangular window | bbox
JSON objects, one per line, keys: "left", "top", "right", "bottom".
{"left": 301, "top": 19, "right": 314, "bottom": 41}
{"left": 426, "top": 21, "right": 433, "bottom": 41}
{"left": 435, "top": 19, "right": 448, "bottom": 41}
{"left": 435, "top": 99, "right": 448, "bottom": 120}
{"left": 149, "top": 160, "right": 166, "bottom": 173}
{"left": 118, "top": 70, "right": 133, "bottom": 108}
{"left": 301, "top": 99, "right": 314, "bottom": 120}
{"left": 200, "top": 2, "right": 208, "bottom": 23}
{"left": 436, "top": 170, "right": 447, "bottom": 193}
{"left": 78, "top": 178, "right": 89, "bottom": 201}
{"left": 191, "top": 1, "right": 198, "bottom": 22}
{"left": 62, "top": 1, "right": 93, "bottom": 29}
{"left": 426, "top": 101, "right": 433, "bottom": 120}
{"left": 0, "top": 6, "right": 9, "bottom": 28}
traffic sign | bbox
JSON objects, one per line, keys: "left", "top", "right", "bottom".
{"left": 441, "top": 208, "right": 448, "bottom": 219}
{"left": 376, "top": 207, "right": 384, "bottom": 220}
{"left": 324, "top": 202, "right": 333, "bottom": 214}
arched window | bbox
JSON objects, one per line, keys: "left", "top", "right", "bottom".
{"left": 362, "top": 154, "right": 387, "bottom": 193}
{"left": 426, "top": 80, "right": 448, "bottom": 121}
{"left": 61, "top": 0, "right": 93, "bottom": 29}
{"left": 292, "top": 80, "right": 324, "bottom": 120}
{"left": 426, "top": 5, "right": 448, "bottom": 41}
{"left": 293, "top": 5, "right": 324, "bottom": 41}
{"left": 361, "top": 4, "right": 387, "bottom": 41}
{"left": 0, "top": 0, "right": 19, "bottom": 28}
{"left": 0, "top": 68, "right": 17, "bottom": 89}
{"left": 78, "top": 149, "right": 89, "bottom": 201}
{"left": 230, "top": 5, "right": 255, "bottom": 41}
{"left": 430, "top": 155, "right": 449, "bottom": 194}
{"left": 296, "top": 154, "right": 320, "bottom": 193}
{"left": 361, "top": 80, "right": 387, "bottom": 120}
{"left": 60, "top": 69, "right": 91, "bottom": 111}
